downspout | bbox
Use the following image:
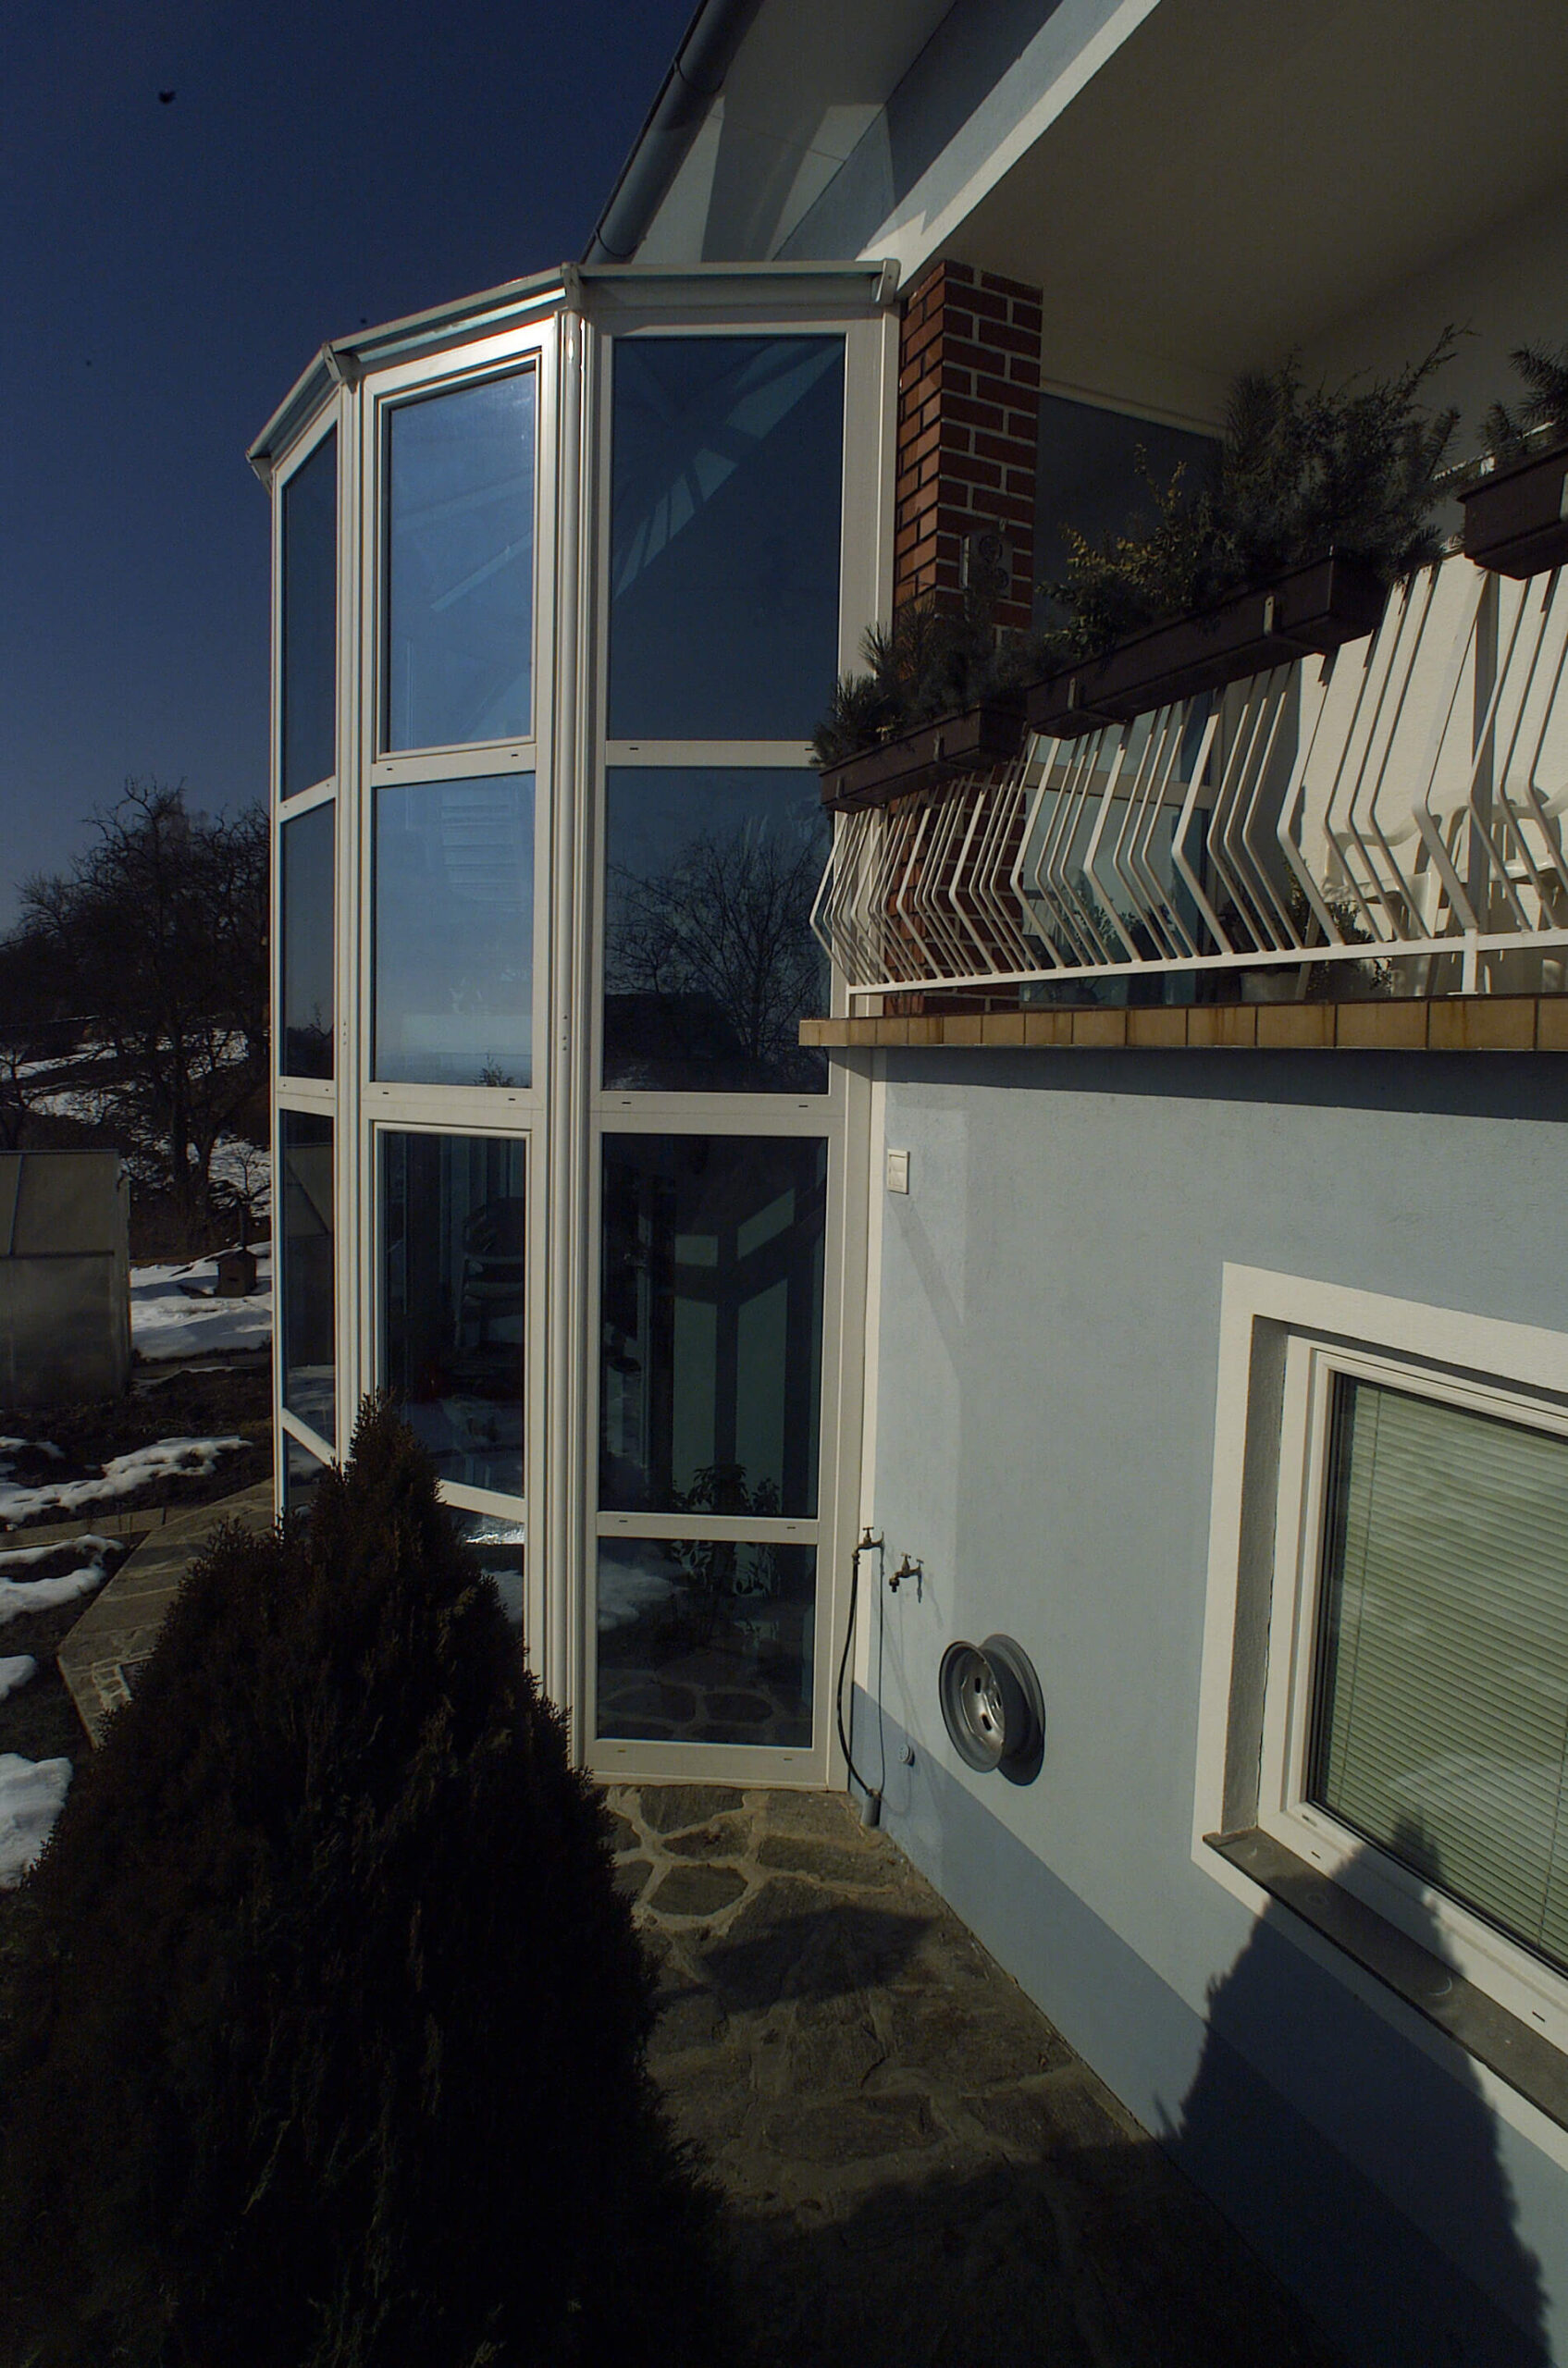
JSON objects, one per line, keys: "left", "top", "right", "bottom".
{"left": 583, "top": 0, "right": 762, "bottom": 265}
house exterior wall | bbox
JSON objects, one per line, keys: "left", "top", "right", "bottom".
{"left": 857, "top": 1048, "right": 1568, "bottom": 2365}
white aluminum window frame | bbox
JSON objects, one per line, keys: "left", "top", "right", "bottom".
{"left": 574, "top": 301, "right": 888, "bottom": 1787}
{"left": 272, "top": 396, "right": 349, "bottom": 1484}
{"left": 1197, "top": 1267, "right": 1568, "bottom": 2076}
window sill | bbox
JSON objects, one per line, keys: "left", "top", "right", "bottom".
{"left": 801, "top": 993, "right": 1568, "bottom": 1054}
{"left": 1205, "top": 1826, "right": 1568, "bottom": 2134}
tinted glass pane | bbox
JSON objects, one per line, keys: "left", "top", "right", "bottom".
{"left": 280, "top": 802, "right": 333, "bottom": 1078}
{"left": 597, "top": 1537, "right": 814, "bottom": 1746}
{"left": 280, "top": 1111, "right": 333, "bottom": 1443}
{"left": 609, "top": 337, "right": 844, "bottom": 738}
{"left": 1034, "top": 393, "right": 1219, "bottom": 634}
{"left": 381, "top": 1132, "right": 525, "bottom": 1497}
{"left": 387, "top": 371, "right": 535, "bottom": 750}
{"left": 374, "top": 774, "right": 534, "bottom": 1086}
{"left": 605, "top": 769, "right": 827, "bottom": 1092}
{"left": 599, "top": 1134, "right": 825, "bottom": 1517}
{"left": 284, "top": 1431, "right": 328, "bottom": 1514}
{"left": 452, "top": 1509, "right": 526, "bottom": 1636}
{"left": 281, "top": 429, "right": 336, "bottom": 797}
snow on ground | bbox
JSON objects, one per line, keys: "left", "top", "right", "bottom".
{"left": 0, "top": 1658, "right": 37, "bottom": 1700}
{"left": 0, "top": 1755, "right": 72, "bottom": 1885}
{"left": 0, "top": 1552, "right": 111, "bottom": 1626}
{"left": 0, "top": 1440, "right": 245, "bottom": 1528}
{"left": 0, "top": 1534, "right": 116, "bottom": 1569}
{"left": 0, "top": 1437, "right": 63, "bottom": 1462}
{"left": 132, "top": 1240, "right": 272, "bottom": 1361}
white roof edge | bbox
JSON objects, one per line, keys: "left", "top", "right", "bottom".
{"left": 246, "top": 258, "right": 895, "bottom": 481}
{"left": 247, "top": 265, "right": 569, "bottom": 478}
{"left": 852, "top": 0, "right": 1164, "bottom": 287}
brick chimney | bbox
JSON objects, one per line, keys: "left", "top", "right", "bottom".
{"left": 893, "top": 260, "right": 1043, "bottom": 634}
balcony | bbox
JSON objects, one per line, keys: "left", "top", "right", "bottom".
{"left": 812, "top": 553, "right": 1568, "bottom": 1012}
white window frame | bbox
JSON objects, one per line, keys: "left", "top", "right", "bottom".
{"left": 1196, "top": 1266, "right": 1568, "bottom": 2068}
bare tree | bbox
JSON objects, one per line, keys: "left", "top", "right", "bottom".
{"left": 20, "top": 782, "right": 267, "bottom": 1246}
{"left": 0, "top": 927, "right": 72, "bottom": 1152}
{"left": 606, "top": 825, "right": 824, "bottom": 1087}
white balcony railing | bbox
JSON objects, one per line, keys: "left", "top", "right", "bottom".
{"left": 812, "top": 558, "right": 1568, "bottom": 1001}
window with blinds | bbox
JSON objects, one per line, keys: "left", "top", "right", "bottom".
{"left": 1308, "top": 1375, "right": 1568, "bottom": 1979}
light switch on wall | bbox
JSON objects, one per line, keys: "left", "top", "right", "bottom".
{"left": 886, "top": 1148, "right": 909, "bottom": 1193}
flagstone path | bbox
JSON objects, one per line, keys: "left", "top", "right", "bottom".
{"left": 607, "top": 1782, "right": 1342, "bottom": 2368}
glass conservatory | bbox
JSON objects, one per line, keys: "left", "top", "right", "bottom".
{"left": 252, "top": 265, "right": 894, "bottom": 1783}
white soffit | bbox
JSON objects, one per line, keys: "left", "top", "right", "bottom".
{"left": 636, "top": 0, "right": 954, "bottom": 263}
{"left": 946, "top": 0, "right": 1568, "bottom": 379}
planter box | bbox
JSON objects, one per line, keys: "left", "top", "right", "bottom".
{"left": 817, "top": 697, "right": 1027, "bottom": 813}
{"left": 1459, "top": 440, "right": 1568, "bottom": 579}
{"left": 1027, "top": 556, "right": 1389, "bottom": 741}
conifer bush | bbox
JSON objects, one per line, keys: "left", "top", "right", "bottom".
{"left": 0, "top": 1397, "right": 726, "bottom": 2368}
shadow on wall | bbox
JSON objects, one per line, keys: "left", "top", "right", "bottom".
{"left": 1167, "top": 1823, "right": 1550, "bottom": 2368}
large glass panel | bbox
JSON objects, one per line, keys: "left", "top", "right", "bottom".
{"left": 604, "top": 769, "right": 827, "bottom": 1092}
{"left": 609, "top": 336, "right": 844, "bottom": 739}
{"left": 599, "top": 1134, "right": 826, "bottom": 1517}
{"left": 281, "top": 428, "right": 337, "bottom": 798}
{"left": 279, "top": 1111, "right": 334, "bottom": 1443}
{"left": 374, "top": 774, "right": 534, "bottom": 1087}
{"left": 1311, "top": 1378, "right": 1568, "bottom": 1974}
{"left": 386, "top": 370, "right": 536, "bottom": 751}
{"left": 381, "top": 1132, "right": 526, "bottom": 1497}
{"left": 597, "top": 1537, "right": 814, "bottom": 1747}
{"left": 451, "top": 1509, "right": 526, "bottom": 1637}
{"left": 280, "top": 802, "right": 333, "bottom": 1078}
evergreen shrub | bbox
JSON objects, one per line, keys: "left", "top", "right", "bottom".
{"left": 0, "top": 1397, "right": 725, "bottom": 2368}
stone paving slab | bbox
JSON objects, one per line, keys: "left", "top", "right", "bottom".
{"left": 609, "top": 1782, "right": 1343, "bottom": 2368}
{"left": 57, "top": 1480, "right": 273, "bottom": 1744}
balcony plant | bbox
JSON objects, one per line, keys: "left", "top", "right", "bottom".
{"left": 1460, "top": 340, "right": 1568, "bottom": 578}
{"left": 1031, "top": 337, "right": 1460, "bottom": 738}
{"left": 811, "top": 589, "right": 1049, "bottom": 812}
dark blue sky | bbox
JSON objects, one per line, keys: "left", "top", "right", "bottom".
{"left": 0, "top": 0, "right": 692, "bottom": 928}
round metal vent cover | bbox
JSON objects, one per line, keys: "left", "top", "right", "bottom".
{"left": 938, "top": 1634, "right": 1044, "bottom": 1784}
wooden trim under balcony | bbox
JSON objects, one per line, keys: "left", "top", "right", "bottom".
{"left": 801, "top": 995, "right": 1568, "bottom": 1054}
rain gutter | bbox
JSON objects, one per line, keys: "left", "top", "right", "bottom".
{"left": 583, "top": 0, "right": 763, "bottom": 265}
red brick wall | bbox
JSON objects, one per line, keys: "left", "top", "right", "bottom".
{"left": 893, "top": 260, "right": 1043, "bottom": 633}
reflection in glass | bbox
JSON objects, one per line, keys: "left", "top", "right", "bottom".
{"left": 280, "top": 803, "right": 333, "bottom": 1077}
{"left": 1034, "top": 394, "right": 1218, "bottom": 636}
{"left": 280, "top": 1111, "right": 334, "bottom": 1444}
{"left": 609, "top": 337, "right": 844, "bottom": 739}
{"left": 374, "top": 775, "right": 534, "bottom": 1086}
{"left": 284, "top": 1431, "right": 329, "bottom": 1515}
{"left": 597, "top": 1537, "right": 814, "bottom": 1747}
{"left": 386, "top": 371, "right": 535, "bottom": 751}
{"left": 599, "top": 1135, "right": 825, "bottom": 1517}
{"left": 604, "top": 770, "right": 827, "bottom": 1092}
{"left": 281, "top": 428, "right": 337, "bottom": 797}
{"left": 451, "top": 1509, "right": 525, "bottom": 1637}
{"left": 382, "top": 1132, "right": 525, "bottom": 1497}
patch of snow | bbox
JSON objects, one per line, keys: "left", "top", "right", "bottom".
{"left": 0, "top": 1657, "right": 37, "bottom": 1700}
{"left": 0, "top": 1555, "right": 109, "bottom": 1626}
{"left": 597, "top": 1544, "right": 678, "bottom": 1633}
{"left": 0, "top": 1437, "right": 245, "bottom": 1526}
{"left": 0, "top": 1534, "right": 117, "bottom": 1570}
{"left": 0, "top": 1437, "right": 64, "bottom": 1462}
{"left": 0, "top": 1754, "right": 72, "bottom": 1885}
{"left": 132, "top": 1240, "right": 272, "bottom": 1362}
